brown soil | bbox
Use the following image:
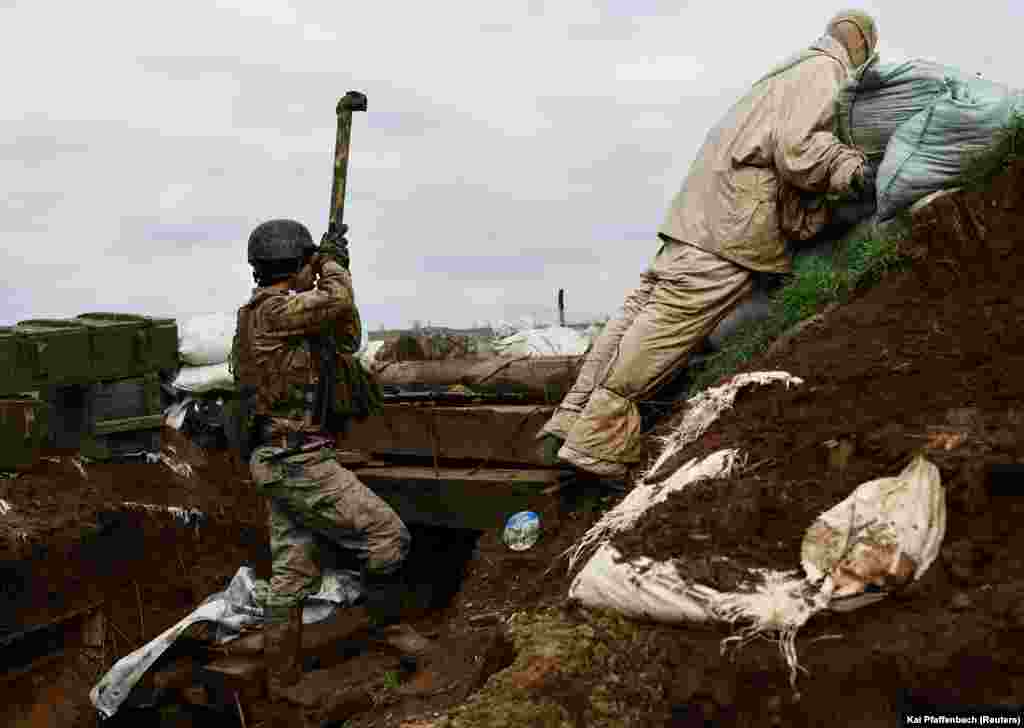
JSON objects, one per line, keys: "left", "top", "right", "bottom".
{"left": 5, "top": 161, "right": 1024, "bottom": 727}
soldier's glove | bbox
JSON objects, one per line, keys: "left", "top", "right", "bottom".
{"left": 852, "top": 164, "right": 877, "bottom": 203}
{"left": 319, "top": 223, "right": 350, "bottom": 270}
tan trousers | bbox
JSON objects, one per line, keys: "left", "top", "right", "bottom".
{"left": 542, "top": 239, "right": 753, "bottom": 476}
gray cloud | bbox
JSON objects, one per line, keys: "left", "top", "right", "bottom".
{"left": 4, "top": 1, "right": 1024, "bottom": 333}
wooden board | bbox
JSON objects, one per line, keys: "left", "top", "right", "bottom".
{"left": 372, "top": 355, "right": 583, "bottom": 402}
{"left": 338, "top": 403, "right": 556, "bottom": 467}
{"left": 352, "top": 464, "right": 567, "bottom": 531}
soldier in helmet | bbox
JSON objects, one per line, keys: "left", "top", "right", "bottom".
{"left": 230, "top": 219, "right": 436, "bottom": 715}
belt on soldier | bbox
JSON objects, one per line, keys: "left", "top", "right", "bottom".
{"left": 262, "top": 432, "right": 335, "bottom": 462}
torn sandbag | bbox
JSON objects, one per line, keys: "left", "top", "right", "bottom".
{"left": 568, "top": 386, "right": 946, "bottom": 687}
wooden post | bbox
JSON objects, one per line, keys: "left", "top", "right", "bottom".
{"left": 557, "top": 289, "right": 565, "bottom": 327}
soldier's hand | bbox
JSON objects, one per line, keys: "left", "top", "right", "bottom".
{"left": 853, "top": 164, "right": 877, "bottom": 202}
{"left": 319, "top": 223, "right": 350, "bottom": 270}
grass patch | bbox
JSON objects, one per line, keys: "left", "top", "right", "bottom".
{"left": 959, "top": 111, "right": 1024, "bottom": 191}
{"left": 686, "top": 222, "right": 911, "bottom": 396}
{"left": 382, "top": 669, "right": 402, "bottom": 691}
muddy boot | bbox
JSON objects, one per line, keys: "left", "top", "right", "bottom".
{"left": 362, "top": 568, "right": 439, "bottom": 696}
{"left": 264, "top": 604, "right": 304, "bottom": 701}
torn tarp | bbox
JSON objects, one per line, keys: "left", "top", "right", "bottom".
{"left": 90, "top": 565, "right": 362, "bottom": 718}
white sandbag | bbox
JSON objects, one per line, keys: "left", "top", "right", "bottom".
{"left": 571, "top": 543, "right": 715, "bottom": 622}
{"left": 177, "top": 312, "right": 236, "bottom": 366}
{"left": 567, "top": 370, "right": 946, "bottom": 685}
{"left": 802, "top": 454, "right": 946, "bottom": 611}
{"left": 359, "top": 340, "right": 386, "bottom": 370}
{"left": 172, "top": 362, "right": 236, "bottom": 393}
{"left": 877, "top": 79, "right": 1022, "bottom": 221}
{"left": 493, "top": 326, "right": 591, "bottom": 357}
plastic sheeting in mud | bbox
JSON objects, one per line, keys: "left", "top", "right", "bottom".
{"left": 91, "top": 565, "right": 362, "bottom": 718}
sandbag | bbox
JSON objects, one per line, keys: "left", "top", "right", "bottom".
{"left": 359, "top": 340, "right": 386, "bottom": 370}
{"left": 836, "top": 57, "right": 952, "bottom": 161}
{"left": 493, "top": 326, "right": 591, "bottom": 357}
{"left": 877, "top": 79, "right": 1023, "bottom": 220}
{"left": 177, "top": 313, "right": 236, "bottom": 366}
{"left": 567, "top": 372, "right": 946, "bottom": 685}
{"left": 172, "top": 362, "right": 235, "bottom": 393}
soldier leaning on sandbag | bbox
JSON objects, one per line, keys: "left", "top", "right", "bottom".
{"left": 229, "top": 219, "right": 438, "bottom": 718}
{"left": 540, "top": 10, "right": 880, "bottom": 479}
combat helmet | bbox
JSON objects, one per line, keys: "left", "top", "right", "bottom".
{"left": 247, "top": 219, "right": 317, "bottom": 286}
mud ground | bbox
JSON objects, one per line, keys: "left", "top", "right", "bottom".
{"left": 4, "top": 162, "right": 1024, "bottom": 727}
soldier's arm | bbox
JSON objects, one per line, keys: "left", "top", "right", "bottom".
{"left": 260, "top": 259, "right": 356, "bottom": 337}
{"left": 773, "top": 56, "right": 866, "bottom": 197}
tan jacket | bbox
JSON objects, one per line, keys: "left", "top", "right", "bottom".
{"left": 658, "top": 35, "right": 867, "bottom": 273}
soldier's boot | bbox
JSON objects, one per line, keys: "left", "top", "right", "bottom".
{"left": 263, "top": 604, "right": 305, "bottom": 721}
{"left": 362, "top": 568, "right": 439, "bottom": 696}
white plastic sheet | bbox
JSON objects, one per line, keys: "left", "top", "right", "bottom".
{"left": 90, "top": 565, "right": 362, "bottom": 718}
{"left": 177, "top": 312, "right": 236, "bottom": 366}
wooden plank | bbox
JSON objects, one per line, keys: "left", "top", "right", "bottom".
{"left": 372, "top": 355, "right": 583, "bottom": 402}
{"left": 93, "top": 413, "right": 164, "bottom": 435}
{"left": 353, "top": 465, "right": 566, "bottom": 531}
{"left": 338, "top": 404, "right": 556, "bottom": 467}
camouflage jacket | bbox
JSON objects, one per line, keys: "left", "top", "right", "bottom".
{"left": 230, "top": 259, "right": 365, "bottom": 440}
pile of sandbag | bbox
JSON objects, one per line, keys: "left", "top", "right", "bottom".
{"left": 173, "top": 313, "right": 237, "bottom": 394}
{"left": 567, "top": 372, "right": 947, "bottom": 686}
{"left": 837, "top": 56, "right": 1023, "bottom": 221}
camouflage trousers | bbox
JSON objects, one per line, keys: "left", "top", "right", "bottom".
{"left": 249, "top": 446, "right": 410, "bottom": 615}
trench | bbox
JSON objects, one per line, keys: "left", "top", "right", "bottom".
{"left": 0, "top": 505, "right": 482, "bottom": 728}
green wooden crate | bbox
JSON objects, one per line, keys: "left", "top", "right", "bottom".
{"left": 0, "top": 397, "right": 47, "bottom": 472}
{"left": 146, "top": 317, "right": 179, "bottom": 371}
{"left": 0, "top": 327, "right": 34, "bottom": 396}
{"left": 79, "top": 373, "right": 164, "bottom": 460}
{"left": 75, "top": 313, "right": 179, "bottom": 380}
{"left": 15, "top": 319, "right": 93, "bottom": 387}
{"left": 45, "top": 374, "right": 165, "bottom": 459}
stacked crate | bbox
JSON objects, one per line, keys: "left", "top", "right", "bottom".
{"left": 0, "top": 314, "right": 178, "bottom": 464}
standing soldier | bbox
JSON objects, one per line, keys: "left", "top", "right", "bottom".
{"left": 231, "top": 219, "right": 435, "bottom": 719}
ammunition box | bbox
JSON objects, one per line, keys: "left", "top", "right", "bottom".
{"left": 75, "top": 313, "right": 179, "bottom": 380}
{"left": 15, "top": 319, "right": 94, "bottom": 387}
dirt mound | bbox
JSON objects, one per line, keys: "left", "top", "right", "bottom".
{"left": 434, "top": 162, "right": 1024, "bottom": 727}
{"left": 7, "top": 160, "right": 1024, "bottom": 727}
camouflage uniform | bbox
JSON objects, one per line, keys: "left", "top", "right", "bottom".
{"left": 231, "top": 258, "right": 408, "bottom": 617}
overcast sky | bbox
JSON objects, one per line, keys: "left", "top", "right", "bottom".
{"left": 4, "top": 1, "right": 1023, "bottom": 336}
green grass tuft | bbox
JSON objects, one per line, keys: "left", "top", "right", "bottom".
{"left": 958, "top": 111, "right": 1024, "bottom": 191}
{"left": 382, "top": 669, "right": 402, "bottom": 691}
{"left": 686, "top": 223, "right": 911, "bottom": 396}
